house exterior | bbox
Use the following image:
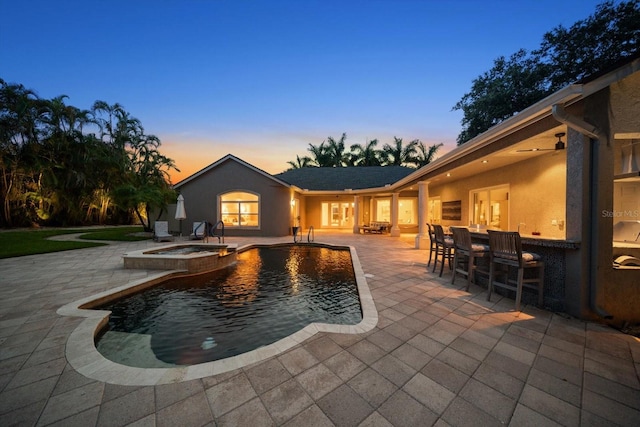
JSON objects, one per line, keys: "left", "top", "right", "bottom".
{"left": 168, "top": 155, "right": 293, "bottom": 237}
{"left": 163, "top": 58, "right": 640, "bottom": 325}
{"left": 168, "top": 156, "right": 415, "bottom": 237}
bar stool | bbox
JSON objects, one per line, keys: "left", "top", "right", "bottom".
{"left": 487, "top": 230, "right": 544, "bottom": 311}
{"left": 432, "top": 224, "right": 454, "bottom": 277}
{"left": 427, "top": 223, "right": 437, "bottom": 267}
{"left": 450, "top": 227, "right": 489, "bottom": 291}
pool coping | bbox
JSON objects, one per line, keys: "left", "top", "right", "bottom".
{"left": 122, "top": 242, "right": 238, "bottom": 273}
{"left": 56, "top": 243, "right": 378, "bottom": 385}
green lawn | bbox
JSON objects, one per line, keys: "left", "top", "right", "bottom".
{"left": 0, "top": 226, "right": 149, "bottom": 259}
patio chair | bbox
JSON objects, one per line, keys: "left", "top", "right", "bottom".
{"left": 153, "top": 221, "right": 174, "bottom": 242}
{"left": 487, "top": 230, "right": 544, "bottom": 311}
{"left": 432, "top": 224, "right": 454, "bottom": 277}
{"left": 190, "top": 221, "right": 207, "bottom": 240}
{"left": 450, "top": 227, "right": 489, "bottom": 291}
{"left": 426, "top": 223, "right": 437, "bottom": 267}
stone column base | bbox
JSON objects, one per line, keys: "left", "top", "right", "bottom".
{"left": 415, "top": 234, "right": 430, "bottom": 249}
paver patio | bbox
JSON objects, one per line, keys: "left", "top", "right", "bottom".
{"left": 0, "top": 230, "right": 639, "bottom": 426}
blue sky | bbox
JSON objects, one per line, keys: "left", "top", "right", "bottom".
{"left": 2, "top": 0, "right": 607, "bottom": 181}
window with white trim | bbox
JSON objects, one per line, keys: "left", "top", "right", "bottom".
{"left": 220, "top": 191, "right": 259, "bottom": 227}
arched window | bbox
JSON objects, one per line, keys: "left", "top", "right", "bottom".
{"left": 220, "top": 191, "right": 259, "bottom": 227}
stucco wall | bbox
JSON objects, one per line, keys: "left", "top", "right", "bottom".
{"left": 600, "top": 69, "right": 640, "bottom": 323}
{"left": 168, "top": 159, "right": 292, "bottom": 236}
{"left": 611, "top": 70, "right": 640, "bottom": 136}
{"left": 428, "top": 151, "right": 567, "bottom": 238}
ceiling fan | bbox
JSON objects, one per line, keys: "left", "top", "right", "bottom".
{"left": 517, "top": 132, "right": 566, "bottom": 152}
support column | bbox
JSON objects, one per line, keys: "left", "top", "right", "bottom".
{"left": 352, "top": 195, "right": 360, "bottom": 234}
{"left": 415, "top": 181, "right": 430, "bottom": 249}
{"left": 369, "top": 197, "right": 374, "bottom": 223}
{"left": 390, "top": 192, "right": 401, "bottom": 237}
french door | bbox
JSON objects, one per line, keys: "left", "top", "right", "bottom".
{"left": 321, "top": 202, "right": 354, "bottom": 228}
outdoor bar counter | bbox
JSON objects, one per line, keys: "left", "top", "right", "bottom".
{"left": 467, "top": 229, "right": 580, "bottom": 312}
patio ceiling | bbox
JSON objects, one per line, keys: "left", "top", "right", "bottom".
{"left": 406, "top": 125, "right": 568, "bottom": 188}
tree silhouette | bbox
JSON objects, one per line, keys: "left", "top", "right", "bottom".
{"left": 453, "top": 0, "right": 640, "bottom": 144}
{"left": 382, "top": 137, "right": 419, "bottom": 167}
{"left": 349, "top": 138, "right": 382, "bottom": 166}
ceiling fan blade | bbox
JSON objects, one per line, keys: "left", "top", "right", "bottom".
{"left": 517, "top": 132, "right": 565, "bottom": 152}
{"left": 516, "top": 148, "right": 555, "bottom": 152}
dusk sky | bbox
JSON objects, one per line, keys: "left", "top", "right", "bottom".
{"left": 2, "top": 0, "right": 607, "bottom": 182}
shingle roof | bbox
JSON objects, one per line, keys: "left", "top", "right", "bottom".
{"left": 274, "top": 166, "right": 415, "bottom": 191}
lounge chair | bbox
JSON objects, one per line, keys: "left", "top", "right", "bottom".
{"left": 190, "top": 221, "right": 207, "bottom": 240}
{"left": 153, "top": 221, "right": 174, "bottom": 242}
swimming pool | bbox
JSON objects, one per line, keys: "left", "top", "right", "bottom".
{"left": 58, "top": 242, "right": 377, "bottom": 385}
{"left": 95, "top": 244, "right": 362, "bottom": 367}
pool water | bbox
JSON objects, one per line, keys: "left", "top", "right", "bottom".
{"left": 95, "top": 245, "right": 362, "bottom": 366}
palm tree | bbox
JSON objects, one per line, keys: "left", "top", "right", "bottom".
{"left": 286, "top": 155, "right": 313, "bottom": 170}
{"left": 37, "top": 96, "right": 102, "bottom": 224}
{"left": 326, "top": 133, "right": 348, "bottom": 167}
{"left": 415, "top": 141, "right": 444, "bottom": 167}
{"left": 91, "top": 100, "right": 127, "bottom": 143}
{"left": 92, "top": 101, "right": 179, "bottom": 229}
{"left": 349, "top": 138, "right": 382, "bottom": 166}
{"left": 382, "top": 137, "right": 419, "bottom": 166}
{"left": 306, "top": 141, "right": 331, "bottom": 167}
{"left": 0, "top": 80, "right": 45, "bottom": 226}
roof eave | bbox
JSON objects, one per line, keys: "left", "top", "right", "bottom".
{"left": 394, "top": 58, "right": 640, "bottom": 189}
{"left": 391, "top": 84, "right": 584, "bottom": 189}
{"left": 174, "top": 154, "right": 292, "bottom": 189}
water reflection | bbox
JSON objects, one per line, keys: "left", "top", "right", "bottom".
{"left": 95, "top": 245, "right": 361, "bottom": 366}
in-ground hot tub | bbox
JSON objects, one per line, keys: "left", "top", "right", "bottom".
{"left": 123, "top": 243, "right": 238, "bottom": 273}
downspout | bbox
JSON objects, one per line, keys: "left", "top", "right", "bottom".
{"left": 552, "top": 104, "right": 613, "bottom": 320}
{"left": 552, "top": 104, "right": 601, "bottom": 140}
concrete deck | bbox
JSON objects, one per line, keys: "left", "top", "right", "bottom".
{"left": 1, "top": 231, "right": 639, "bottom": 426}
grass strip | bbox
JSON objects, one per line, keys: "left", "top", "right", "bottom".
{"left": 0, "top": 226, "right": 149, "bottom": 259}
{"left": 79, "top": 226, "right": 148, "bottom": 241}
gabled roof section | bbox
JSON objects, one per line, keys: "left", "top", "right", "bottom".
{"left": 174, "top": 154, "right": 292, "bottom": 189}
{"left": 274, "top": 166, "right": 414, "bottom": 191}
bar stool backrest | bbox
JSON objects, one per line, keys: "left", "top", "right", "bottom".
{"left": 487, "top": 230, "right": 524, "bottom": 267}
{"left": 451, "top": 227, "right": 471, "bottom": 251}
{"left": 433, "top": 224, "right": 447, "bottom": 244}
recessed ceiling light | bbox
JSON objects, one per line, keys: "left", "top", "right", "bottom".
{"left": 482, "top": 160, "right": 488, "bottom": 164}
{"left": 446, "top": 173, "right": 451, "bottom": 177}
